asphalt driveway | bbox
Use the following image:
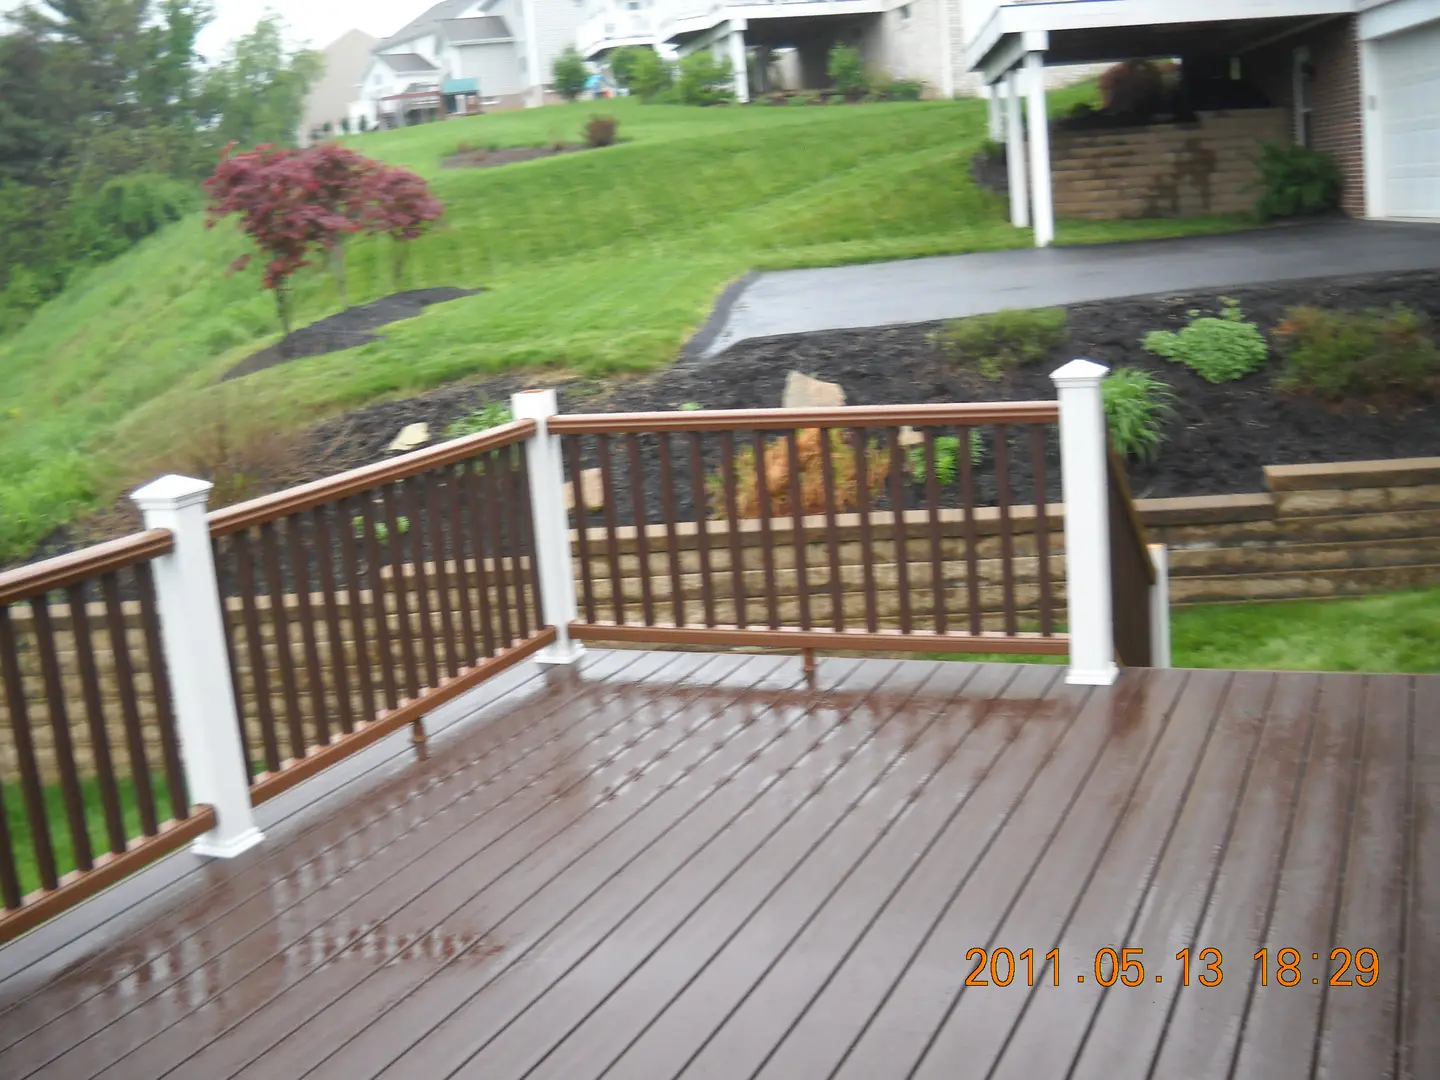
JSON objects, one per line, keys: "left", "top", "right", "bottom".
{"left": 692, "top": 220, "right": 1440, "bottom": 356}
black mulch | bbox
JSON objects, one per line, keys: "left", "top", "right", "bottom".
{"left": 220, "top": 287, "right": 482, "bottom": 382}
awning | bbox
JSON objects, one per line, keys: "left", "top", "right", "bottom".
{"left": 443, "top": 77, "right": 480, "bottom": 94}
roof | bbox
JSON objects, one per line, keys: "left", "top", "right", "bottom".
{"left": 379, "top": 0, "right": 476, "bottom": 49}
{"left": 378, "top": 52, "right": 440, "bottom": 73}
{"left": 442, "top": 15, "right": 513, "bottom": 42}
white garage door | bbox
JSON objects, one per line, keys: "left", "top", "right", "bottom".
{"left": 1377, "top": 20, "right": 1440, "bottom": 220}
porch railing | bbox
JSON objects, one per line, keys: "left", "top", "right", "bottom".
{"left": 0, "top": 359, "right": 1163, "bottom": 942}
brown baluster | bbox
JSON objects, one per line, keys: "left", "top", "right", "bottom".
{"left": 462, "top": 458, "right": 497, "bottom": 658}
{"left": 66, "top": 583, "right": 127, "bottom": 855}
{"left": 482, "top": 451, "right": 515, "bottom": 647}
{"left": 567, "top": 436, "right": 597, "bottom": 626}
{"left": 101, "top": 571, "right": 157, "bottom": 836}
{"left": 313, "top": 505, "right": 357, "bottom": 734}
{"left": 402, "top": 476, "right": 440, "bottom": 690}
{"left": 285, "top": 514, "right": 329, "bottom": 748}
{"left": 0, "top": 780, "right": 19, "bottom": 908}
{"left": 425, "top": 471, "right": 460, "bottom": 679}
{"left": 626, "top": 434, "right": 654, "bottom": 626}
{"left": 922, "top": 429, "right": 946, "bottom": 634}
{"left": 0, "top": 605, "right": 57, "bottom": 889}
{"left": 686, "top": 431, "right": 716, "bottom": 627}
{"left": 852, "top": 428, "right": 879, "bottom": 633}
{"left": 786, "top": 431, "right": 810, "bottom": 631}
{"left": 657, "top": 432, "right": 685, "bottom": 627}
{"left": 719, "top": 431, "right": 747, "bottom": 628}
{"left": 994, "top": 425, "right": 1018, "bottom": 636}
{"left": 888, "top": 429, "right": 912, "bottom": 635}
{"left": 357, "top": 494, "right": 399, "bottom": 712}
{"left": 752, "top": 431, "right": 780, "bottom": 629}
{"left": 958, "top": 424, "right": 982, "bottom": 636}
{"left": 259, "top": 521, "right": 305, "bottom": 759}
{"left": 596, "top": 435, "right": 625, "bottom": 626}
{"left": 446, "top": 465, "right": 480, "bottom": 667}
{"left": 1031, "top": 425, "right": 1054, "bottom": 637}
{"left": 380, "top": 483, "right": 421, "bottom": 699}
{"left": 30, "top": 597, "right": 91, "bottom": 872}
{"left": 233, "top": 531, "right": 281, "bottom": 773}
{"left": 135, "top": 562, "right": 188, "bottom": 817}
{"left": 512, "top": 444, "right": 541, "bottom": 635}
{"left": 211, "top": 537, "right": 254, "bottom": 776}
{"left": 819, "top": 428, "right": 843, "bottom": 631}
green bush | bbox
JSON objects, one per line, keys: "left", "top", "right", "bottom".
{"left": 1272, "top": 304, "right": 1439, "bottom": 402}
{"left": 1143, "top": 299, "right": 1268, "bottom": 383}
{"left": 889, "top": 79, "right": 924, "bottom": 102}
{"left": 827, "top": 44, "right": 867, "bottom": 100}
{"left": 444, "top": 401, "right": 515, "bottom": 439}
{"left": 1253, "top": 141, "right": 1342, "bottom": 220}
{"left": 608, "top": 45, "right": 649, "bottom": 90}
{"left": 934, "top": 307, "right": 1068, "bottom": 378}
{"left": 1103, "top": 368, "right": 1174, "bottom": 462}
{"left": 628, "top": 48, "right": 674, "bottom": 101}
{"left": 676, "top": 53, "right": 735, "bottom": 106}
{"left": 552, "top": 47, "right": 590, "bottom": 102}
{"left": 907, "top": 431, "right": 984, "bottom": 484}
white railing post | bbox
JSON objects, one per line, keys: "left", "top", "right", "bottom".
{"left": 1005, "top": 68, "right": 1029, "bottom": 229}
{"left": 130, "top": 475, "right": 263, "bottom": 858}
{"left": 512, "top": 389, "right": 585, "bottom": 666}
{"left": 1149, "top": 543, "right": 1172, "bottom": 670}
{"left": 1051, "top": 360, "right": 1118, "bottom": 686}
{"left": 1024, "top": 49, "right": 1055, "bottom": 248}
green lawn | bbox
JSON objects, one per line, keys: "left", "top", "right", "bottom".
{"left": 0, "top": 90, "right": 1255, "bottom": 562}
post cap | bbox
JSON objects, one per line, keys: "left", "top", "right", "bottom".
{"left": 511, "top": 387, "right": 559, "bottom": 421}
{"left": 131, "top": 474, "right": 214, "bottom": 512}
{"left": 1050, "top": 359, "right": 1109, "bottom": 388}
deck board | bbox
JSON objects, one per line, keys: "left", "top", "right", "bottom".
{"left": 0, "top": 652, "right": 1431, "bottom": 1080}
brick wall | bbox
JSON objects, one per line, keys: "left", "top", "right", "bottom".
{"left": 1246, "top": 15, "right": 1365, "bottom": 216}
{"left": 1050, "top": 109, "right": 1289, "bottom": 219}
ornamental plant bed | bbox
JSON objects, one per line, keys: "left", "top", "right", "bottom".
{"left": 443, "top": 144, "right": 595, "bottom": 169}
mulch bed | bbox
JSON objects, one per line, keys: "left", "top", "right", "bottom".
{"left": 220, "top": 287, "right": 482, "bottom": 382}
{"left": 443, "top": 144, "right": 593, "bottom": 169}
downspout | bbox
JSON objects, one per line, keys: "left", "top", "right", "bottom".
{"left": 524, "top": 0, "right": 542, "bottom": 106}
{"left": 940, "top": 0, "right": 955, "bottom": 98}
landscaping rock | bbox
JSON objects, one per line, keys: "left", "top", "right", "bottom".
{"left": 389, "top": 423, "right": 431, "bottom": 452}
{"left": 783, "top": 371, "right": 846, "bottom": 409}
{"left": 897, "top": 426, "right": 925, "bottom": 447}
{"left": 564, "top": 468, "right": 606, "bottom": 512}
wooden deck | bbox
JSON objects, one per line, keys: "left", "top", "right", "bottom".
{"left": 0, "top": 650, "right": 1435, "bottom": 1079}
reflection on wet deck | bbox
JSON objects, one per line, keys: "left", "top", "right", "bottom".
{"left": 0, "top": 650, "right": 1435, "bottom": 1080}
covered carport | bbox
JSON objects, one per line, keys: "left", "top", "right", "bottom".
{"left": 965, "top": 1, "right": 1356, "bottom": 246}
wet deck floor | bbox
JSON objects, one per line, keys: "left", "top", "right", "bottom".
{"left": 0, "top": 650, "right": 1435, "bottom": 1079}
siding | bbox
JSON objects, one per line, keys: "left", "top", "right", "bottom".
{"left": 458, "top": 41, "right": 526, "bottom": 97}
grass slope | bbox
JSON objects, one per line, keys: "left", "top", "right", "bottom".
{"left": 0, "top": 92, "right": 1246, "bottom": 561}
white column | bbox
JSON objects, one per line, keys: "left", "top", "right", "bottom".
{"left": 987, "top": 84, "right": 1004, "bottom": 141}
{"left": 1024, "top": 50, "right": 1055, "bottom": 247}
{"left": 1005, "top": 69, "right": 1029, "bottom": 229}
{"left": 728, "top": 22, "right": 749, "bottom": 104}
{"left": 522, "top": 0, "right": 542, "bottom": 107}
{"left": 512, "top": 389, "right": 585, "bottom": 665}
{"left": 131, "top": 475, "right": 264, "bottom": 858}
{"left": 1148, "top": 543, "right": 1172, "bottom": 670}
{"left": 1050, "top": 360, "right": 1117, "bottom": 687}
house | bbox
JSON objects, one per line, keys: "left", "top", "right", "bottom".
{"left": 300, "top": 29, "right": 380, "bottom": 142}
{"left": 578, "top": 0, "right": 660, "bottom": 63}
{"left": 963, "top": 0, "right": 1440, "bottom": 247}
{"left": 351, "top": 0, "right": 588, "bottom": 127}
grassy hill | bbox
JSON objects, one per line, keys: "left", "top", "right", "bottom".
{"left": 0, "top": 93, "right": 1244, "bottom": 562}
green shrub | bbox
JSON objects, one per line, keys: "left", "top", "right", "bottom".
{"left": 1272, "top": 304, "right": 1440, "bottom": 402}
{"left": 628, "top": 48, "right": 674, "bottom": 101}
{"left": 907, "top": 431, "right": 984, "bottom": 484}
{"left": 1103, "top": 368, "right": 1174, "bottom": 462}
{"left": 1253, "top": 141, "right": 1342, "bottom": 220}
{"left": 552, "top": 47, "right": 590, "bottom": 101}
{"left": 934, "top": 307, "right": 1068, "bottom": 378}
{"left": 675, "top": 53, "right": 735, "bottom": 106}
{"left": 827, "top": 44, "right": 867, "bottom": 100}
{"left": 444, "top": 401, "right": 514, "bottom": 439}
{"left": 1143, "top": 299, "right": 1268, "bottom": 383}
{"left": 608, "top": 45, "right": 649, "bottom": 90}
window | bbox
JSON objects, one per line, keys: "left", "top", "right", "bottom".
{"left": 1292, "top": 47, "right": 1315, "bottom": 147}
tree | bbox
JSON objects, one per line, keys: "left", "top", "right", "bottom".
{"left": 676, "top": 52, "right": 733, "bottom": 106}
{"left": 305, "top": 142, "right": 381, "bottom": 306}
{"left": 827, "top": 44, "right": 866, "bottom": 100}
{"left": 198, "top": 14, "right": 322, "bottom": 149}
{"left": 551, "top": 46, "right": 588, "bottom": 102}
{"left": 608, "top": 45, "right": 648, "bottom": 90}
{"left": 628, "top": 47, "right": 672, "bottom": 101}
{"left": 363, "top": 165, "right": 444, "bottom": 286}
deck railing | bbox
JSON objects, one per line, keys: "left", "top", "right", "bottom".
{"left": 0, "top": 360, "right": 1163, "bottom": 942}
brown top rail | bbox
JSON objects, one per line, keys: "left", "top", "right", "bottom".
{"left": 209, "top": 419, "right": 537, "bottom": 536}
{"left": 0, "top": 530, "right": 174, "bottom": 606}
{"left": 548, "top": 401, "right": 1059, "bottom": 435}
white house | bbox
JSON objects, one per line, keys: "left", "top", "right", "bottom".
{"left": 352, "top": 0, "right": 589, "bottom": 127}
{"left": 964, "top": 0, "right": 1440, "bottom": 246}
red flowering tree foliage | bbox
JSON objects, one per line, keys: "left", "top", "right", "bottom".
{"left": 363, "top": 165, "right": 446, "bottom": 284}
{"left": 205, "top": 144, "right": 444, "bottom": 336}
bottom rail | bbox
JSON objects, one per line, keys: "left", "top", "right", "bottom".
{"left": 0, "top": 808, "right": 218, "bottom": 945}
{"left": 570, "top": 622, "right": 1069, "bottom": 656}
